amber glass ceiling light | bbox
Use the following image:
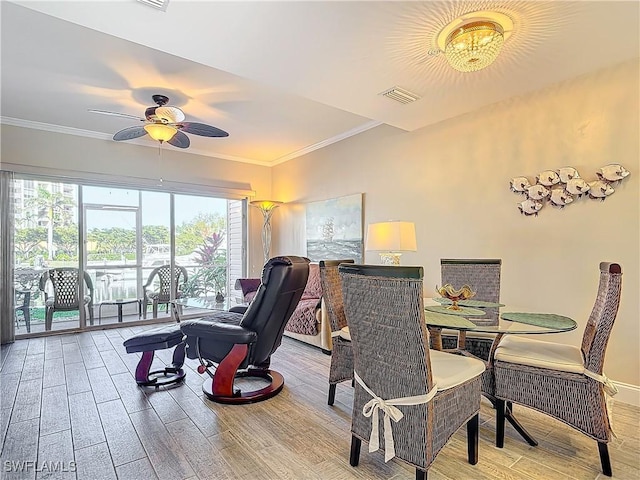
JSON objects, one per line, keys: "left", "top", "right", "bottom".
{"left": 445, "top": 21, "right": 504, "bottom": 72}
{"left": 144, "top": 123, "right": 178, "bottom": 142}
{"left": 436, "top": 12, "right": 512, "bottom": 73}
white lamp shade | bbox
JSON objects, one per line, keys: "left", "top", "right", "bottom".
{"left": 365, "top": 221, "right": 417, "bottom": 252}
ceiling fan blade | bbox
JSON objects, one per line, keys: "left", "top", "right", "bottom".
{"left": 179, "top": 122, "right": 229, "bottom": 137}
{"left": 113, "top": 126, "right": 147, "bottom": 141}
{"left": 88, "top": 109, "right": 145, "bottom": 121}
{"left": 167, "top": 130, "right": 190, "bottom": 149}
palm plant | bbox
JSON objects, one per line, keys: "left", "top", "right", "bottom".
{"left": 183, "top": 232, "right": 227, "bottom": 299}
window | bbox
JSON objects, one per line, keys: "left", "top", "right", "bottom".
{"left": 12, "top": 177, "right": 246, "bottom": 336}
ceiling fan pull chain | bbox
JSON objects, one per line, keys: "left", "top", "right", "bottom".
{"left": 158, "top": 142, "right": 164, "bottom": 185}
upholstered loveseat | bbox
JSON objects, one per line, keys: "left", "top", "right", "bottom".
{"left": 235, "top": 263, "right": 332, "bottom": 352}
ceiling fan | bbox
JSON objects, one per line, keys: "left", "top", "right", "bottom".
{"left": 89, "top": 94, "right": 229, "bottom": 149}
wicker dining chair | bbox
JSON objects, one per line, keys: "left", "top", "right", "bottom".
{"left": 319, "top": 259, "right": 354, "bottom": 405}
{"left": 493, "top": 262, "right": 622, "bottom": 477}
{"left": 339, "top": 264, "right": 485, "bottom": 479}
{"left": 440, "top": 258, "right": 502, "bottom": 328}
{"left": 440, "top": 259, "right": 502, "bottom": 396}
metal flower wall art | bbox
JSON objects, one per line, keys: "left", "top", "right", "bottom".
{"left": 510, "top": 164, "right": 630, "bottom": 216}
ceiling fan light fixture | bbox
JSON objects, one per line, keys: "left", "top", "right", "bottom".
{"left": 144, "top": 123, "right": 177, "bottom": 142}
{"left": 103, "top": 95, "right": 227, "bottom": 148}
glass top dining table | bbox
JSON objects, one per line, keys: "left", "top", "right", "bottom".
{"left": 339, "top": 300, "right": 578, "bottom": 347}
{"left": 424, "top": 299, "right": 577, "bottom": 351}
{"left": 423, "top": 297, "right": 577, "bottom": 447}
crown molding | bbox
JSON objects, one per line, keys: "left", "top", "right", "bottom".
{"left": 0, "top": 116, "right": 270, "bottom": 166}
{"left": 1, "top": 116, "right": 383, "bottom": 167}
{"left": 270, "top": 120, "right": 383, "bottom": 166}
{"left": 1, "top": 116, "right": 113, "bottom": 141}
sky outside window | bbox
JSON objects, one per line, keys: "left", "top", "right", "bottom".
{"left": 83, "top": 186, "right": 227, "bottom": 229}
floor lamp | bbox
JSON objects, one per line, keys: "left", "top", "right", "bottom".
{"left": 365, "top": 221, "right": 417, "bottom": 265}
{"left": 250, "top": 200, "right": 282, "bottom": 265}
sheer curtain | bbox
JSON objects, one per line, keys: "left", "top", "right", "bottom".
{"left": 0, "top": 170, "right": 15, "bottom": 344}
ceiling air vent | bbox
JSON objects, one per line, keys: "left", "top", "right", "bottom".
{"left": 137, "top": 0, "right": 169, "bottom": 11}
{"left": 379, "top": 86, "right": 421, "bottom": 104}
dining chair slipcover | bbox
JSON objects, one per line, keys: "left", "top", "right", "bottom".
{"left": 339, "top": 263, "right": 484, "bottom": 479}
{"left": 493, "top": 262, "right": 622, "bottom": 477}
{"left": 319, "top": 259, "right": 355, "bottom": 406}
{"left": 39, "top": 268, "right": 94, "bottom": 330}
{"left": 142, "top": 265, "right": 188, "bottom": 319}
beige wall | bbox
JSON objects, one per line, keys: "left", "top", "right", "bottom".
{"left": 272, "top": 59, "right": 640, "bottom": 388}
{"left": 1, "top": 60, "right": 638, "bottom": 388}
{"left": 0, "top": 125, "right": 272, "bottom": 273}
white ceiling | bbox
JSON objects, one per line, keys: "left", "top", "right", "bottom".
{"left": 2, "top": 1, "right": 638, "bottom": 166}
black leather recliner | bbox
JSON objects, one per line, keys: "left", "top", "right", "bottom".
{"left": 180, "top": 256, "right": 310, "bottom": 404}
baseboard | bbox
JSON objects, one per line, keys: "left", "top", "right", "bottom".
{"left": 613, "top": 381, "right": 640, "bottom": 406}
{"left": 283, "top": 330, "right": 328, "bottom": 351}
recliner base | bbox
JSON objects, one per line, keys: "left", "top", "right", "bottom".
{"left": 134, "top": 345, "right": 186, "bottom": 388}
{"left": 202, "top": 369, "right": 284, "bottom": 404}
{"left": 138, "top": 364, "right": 186, "bottom": 388}
{"left": 123, "top": 325, "right": 186, "bottom": 389}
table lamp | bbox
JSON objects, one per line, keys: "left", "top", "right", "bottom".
{"left": 365, "top": 221, "right": 417, "bottom": 265}
{"left": 250, "top": 200, "right": 282, "bottom": 264}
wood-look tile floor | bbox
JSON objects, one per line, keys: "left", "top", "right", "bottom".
{"left": 1, "top": 324, "right": 638, "bottom": 480}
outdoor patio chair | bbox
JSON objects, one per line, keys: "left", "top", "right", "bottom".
{"left": 318, "top": 259, "right": 354, "bottom": 405}
{"left": 339, "top": 263, "right": 485, "bottom": 479}
{"left": 14, "top": 289, "right": 31, "bottom": 333}
{"left": 493, "top": 262, "right": 622, "bottom": 477}
{"left": 142, "top": 265, "right": 188, "bottom": 319}
{"left": 39, "top": 268, "right": 94, "bottom": 330}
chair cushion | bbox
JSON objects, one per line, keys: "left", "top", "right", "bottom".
{"left": 430, "top": 350, "right": 486, "bottom": 391}
{"left": 494, "top": 335, "right": 584, "bottom": 373}
{"left": 337, "top": 327, "right": 486, "bottom": 390}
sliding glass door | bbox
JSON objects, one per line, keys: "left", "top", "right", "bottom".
{"left": 11, "top": 176, "right": 246, "bottom": 337}
{"left": 83, "top": 186, "right": 142, "bottom": 324}
{"left": 13, "top": 180, "right": 80, "bottom": 333}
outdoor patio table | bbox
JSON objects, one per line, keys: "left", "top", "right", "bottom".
{"left": 98, "top": 298, "right": 142, "bottom": 324}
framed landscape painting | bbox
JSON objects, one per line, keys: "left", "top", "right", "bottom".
{"left": 305, "top": 193, "right": 363, "bottom": 263}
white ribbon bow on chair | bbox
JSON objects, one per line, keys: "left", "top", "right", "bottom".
{"left": 354, "top": 371, "right": 437, "bottom": 462}
{"left": 583, "top": 368, "right": 619, "bottom": 437}
{"left": 583, "top": 369, "right": 618, "bottom": 396}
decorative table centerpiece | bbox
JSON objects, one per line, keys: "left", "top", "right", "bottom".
{"left": 436, "top": 284, "right": 475, "bottom": 311}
